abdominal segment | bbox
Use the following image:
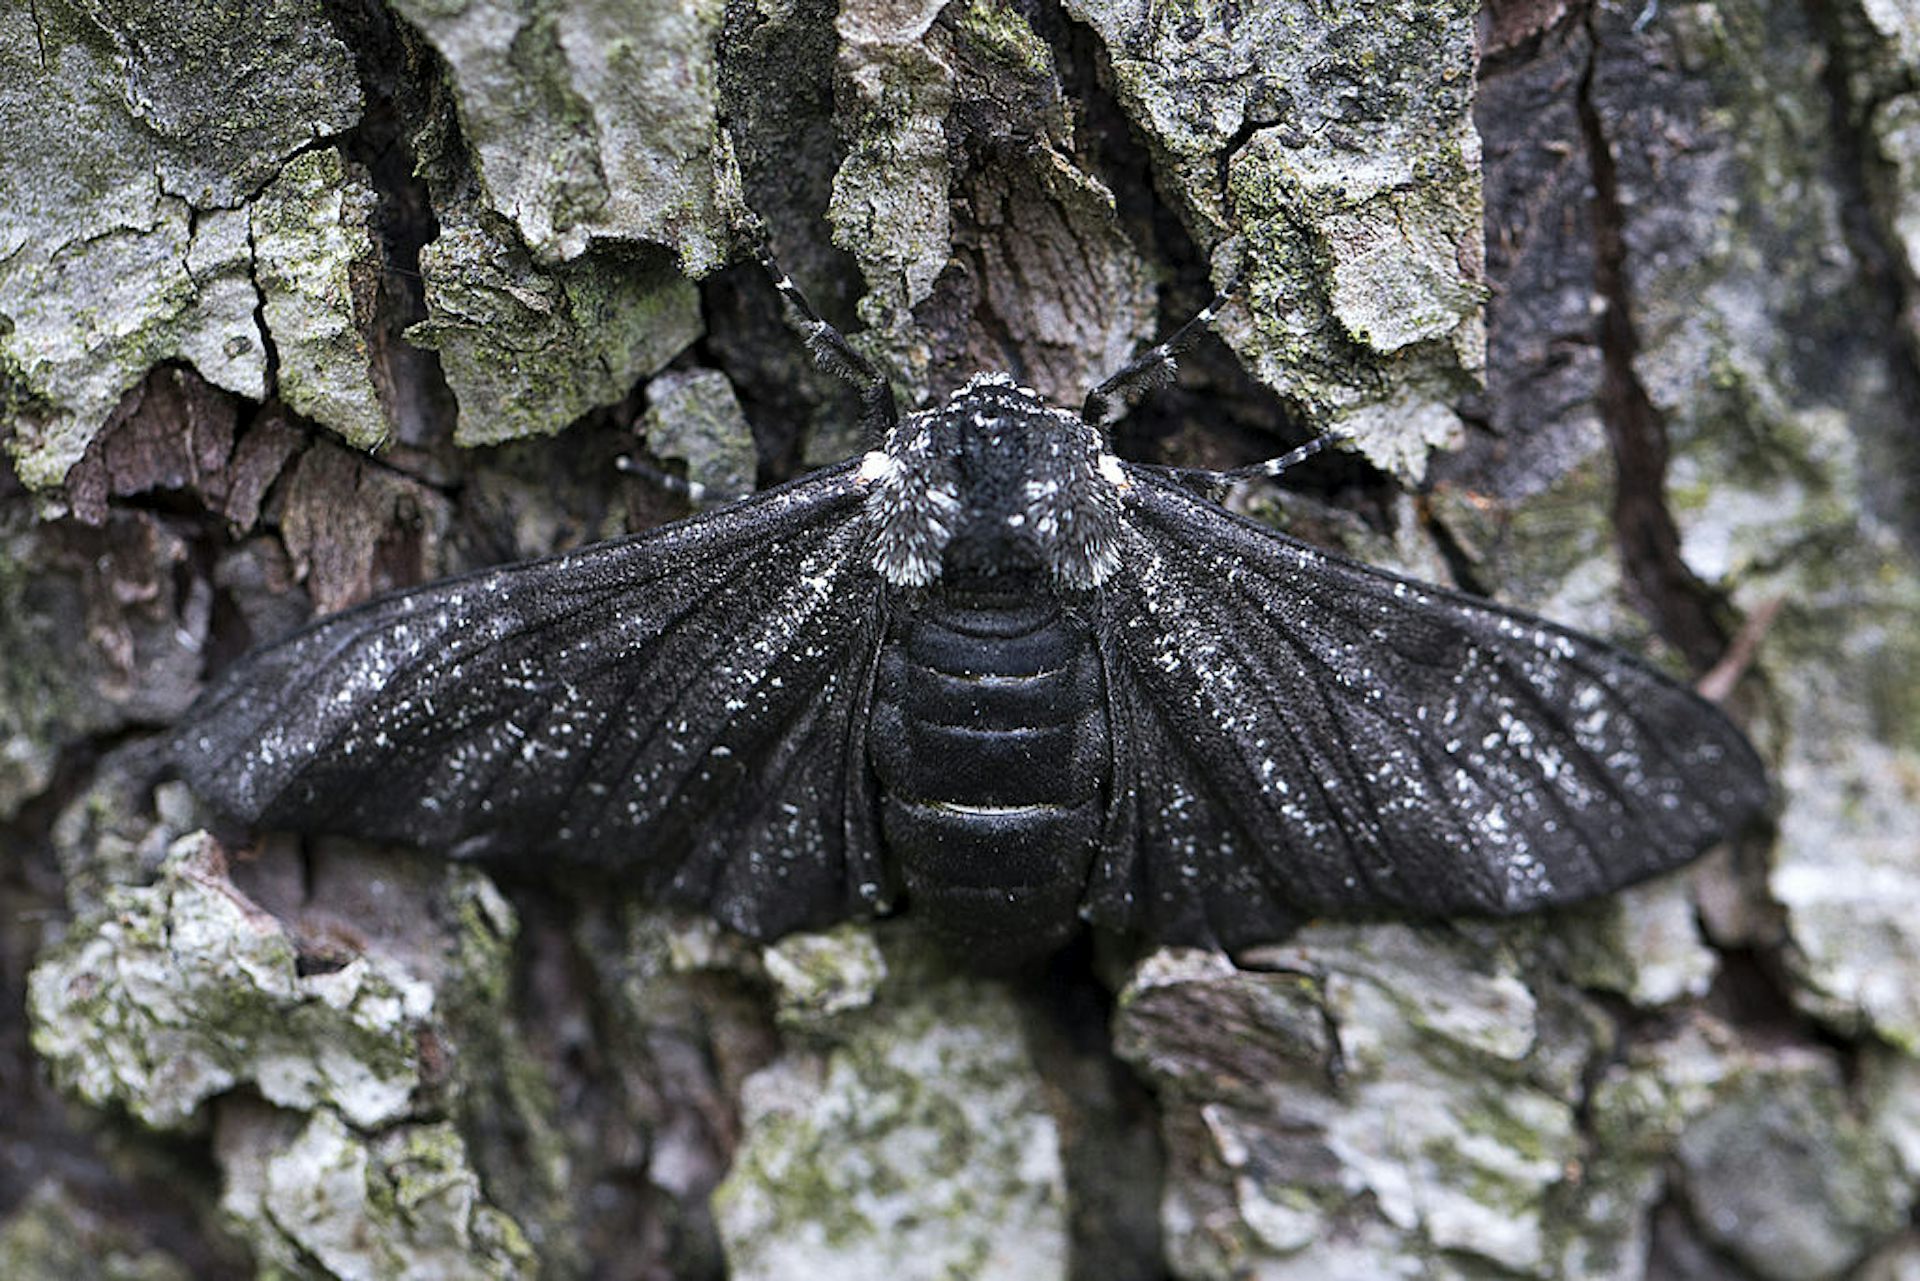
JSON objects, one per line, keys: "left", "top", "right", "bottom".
{"left": 869, "top": 591, "right": 1110, "bottom": 954}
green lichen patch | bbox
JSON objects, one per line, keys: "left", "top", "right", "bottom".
{"left": 28, "top": 834, "right": 435, "bottom": 1131}
{"left": 65, "top": 0, "right": 361, "bottom": 209}
{"left": 1869, "top": 87, "right": 1920, "bottom": 302}
{"left": 1234, "top": 128, "right": 1484, "bottom": 361}
{"left": 1771, "top": 721, "right": 1920, "bottom": 1050}
{"left": 0, "top": 196, "right": 263, "bottom": 492}
{"left": 1224, "top": 125, "right": 1483, "bottom": 483}
{"left": 1319, "top": 384, "right": 1469, "bottom": 487}
{"left": 0, "top": 0, "right": 356, "bottom": 491}
{"left": 219, "top": 1107, "right": 533, "bottom": 1281}
{"left": 1631, "top": 46, "right": 1920, "bottom": 1041}
{"left": 761, "top": 925, "right": 888, "bottom": 1031}
{"left": 1570, "top": 1023, "right": 1911, "bottom": 1281}
{"left": 1857, "top": 0, "right": 1920, "bottom": 71}
{"left": 1557, "top": 1014, "right": 1738, "bottom": 1279}
{"left": 1571, "top": 8, "right": 1920, "bottom": 1063}
{"left": 49, "top": 756, "right": 197, "bottom": 922}
{"left": 951, "top": 0, "right": 1052, "bottom": 77}
{"left": 1124, "top": 925, "right": 1589, "bottom": 1278}
{"left": 1681, "top": 387, "right": 1920, "bottom": 1044}
{"left": 1557, "top": 875, "right": 1719, "bottom": 1008}
{"left": 431, "top": 872, "right": 581, "bottom": 1267}
{"left": 410, "top": 220, "right": 701, "bottom": 446}
{"left": 1434, "top": 442, "right": 1638, "bottom": 645}
{"left": 1693, "top": 30, "right": 1920, "bottom": 1069}
{"left": 714, "top": 959, "right": 1066, "bottom": 1281}
{"left": 1067, "top": 0, "right": 1484, "bottom": 480}
{"left": 1864, "top": 1047, "right": 1920, "bottom": 1188}
{"left": 639, "top": 369, "right": 757, "bottom": 506}
{"left": 252, "top": 150, "right": 390, "bottom": 452}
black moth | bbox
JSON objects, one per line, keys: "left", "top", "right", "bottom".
{"left": 173, "top": 266, "right": 1769, "bottom": 958}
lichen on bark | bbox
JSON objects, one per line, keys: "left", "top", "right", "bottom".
{"left": 408, "top": 218, "right": 701, "bottom": 447}
{"left": 714, "top": 936, "right": 1068, "bottom": 1281}
{"left": 1067, "top": 0, "right": 1486, "bottom": 480}
{"left": 29, "top": 834, "right": 439, "bottom": 1131}
{"left": 639, "top": 368, "right": 759, "bottom": 505}
{"left": 0, "top": 1181, "right": 195, "bottom": 1281}
{"left": 388, "top": 0, "right": 732, "bottom": 273}
{"left": 0, "top": 0, "right": 358, "bottom": 488}
{"left": 251, "top": 150, "right": 391, "bottom": 452}
{"left": 217, "top": 1105, "right": 533, "bottom": 1280}
{"left": 822, "top": 0, "right": 1158, "bottom": 408}
{"left": 1117, "top": 928, "right": 1593, "bottom": 1278}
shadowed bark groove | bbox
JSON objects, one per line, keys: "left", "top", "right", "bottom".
{"left": 1799, "top": 0, "right": 1920, "bottom": 550}
{"left": 1578, "top": 8, "right": 1731, "bottom": 674}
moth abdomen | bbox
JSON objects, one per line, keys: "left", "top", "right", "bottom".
{"left": 870, "top": 588, "right": 1111, "bottom": 948}
{"left": 879, "top": 797, "right": 1098, "bottom": 953}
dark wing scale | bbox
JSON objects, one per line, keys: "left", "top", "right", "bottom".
{"left": 643, "top": 593, "right": 890, "bottom": 938}
{"left": 1091, "top": 667, "right": 1304, "bottom": 949}
{"left": 174, "top": 461, "right": 890, "bottom": 940}
{"left": 1090, "top": 467, "right": 1769, "bottom": 946}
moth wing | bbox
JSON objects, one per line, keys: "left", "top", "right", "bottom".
{"left": 174, "top": 461, "right": 890, "bottom": 941}
{"left": 1087, "top": 467, "right": 1770, "bottom": 950}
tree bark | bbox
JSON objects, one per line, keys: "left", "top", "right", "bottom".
{"left": 4, "top": 0, "right": 1918, "bottom": 1278}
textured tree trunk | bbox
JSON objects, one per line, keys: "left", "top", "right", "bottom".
{"left": 3, "top": 0, "right": 1918, "bottom": 1278}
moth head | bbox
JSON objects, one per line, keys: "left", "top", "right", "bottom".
{"left": 857, "top": 373, "right": 1128, "bottom": 591}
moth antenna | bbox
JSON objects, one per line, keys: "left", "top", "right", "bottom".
{"left": 748, "top": 227, "right": 900, "bottom": 442}
{"left": 1142, "top": 430, "right": 1349, "bottom": 499}
{"left": 1209, "top": 430, "right": 1345, "bottom": 482}
{"left": 615, "top": 454, "right": 716, "bottom": 506}
{"left": 1082, "top": 278, "right": 1241, "bottom": 427}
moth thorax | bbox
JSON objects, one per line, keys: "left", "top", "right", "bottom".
{"left": 859, "top": 378, "right": 1127, "bottom": 591}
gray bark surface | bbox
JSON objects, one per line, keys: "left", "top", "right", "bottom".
{"left": 3, "top": 0, "right": 1918, "bottom": 1277}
